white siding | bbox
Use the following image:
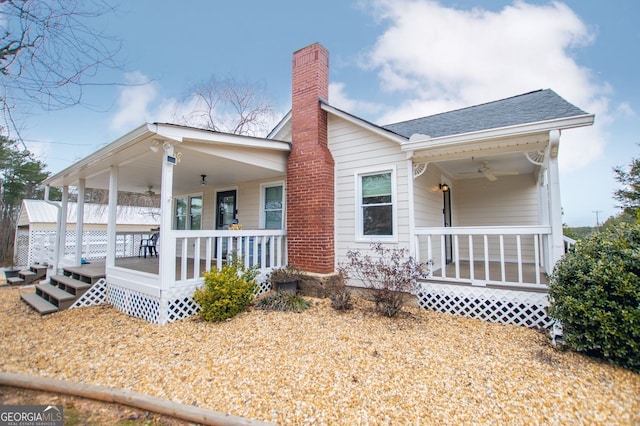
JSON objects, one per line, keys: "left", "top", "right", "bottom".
{"left": 413, "top": 163, "right": 448, "bottom": 228}
{"left": 194, "top": 176, "right": 286, "bottom": 231}
{"left": 454, "top": 174, "right": 539, "bottom": 226}
{"left": 329, "top": 115, "right": 411, "bottom": 265}
{"left": 453, "top": 174, "right": 540, "bottom": 262}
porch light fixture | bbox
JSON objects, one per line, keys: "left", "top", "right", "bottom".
{"left": 149, "top": 140, "right": 161, "bottom": 152}
{"left": 439, "top": 183, "right": 450, "bottom": 192}
{"left": 201, "top": 174, "right": 207, "bottom": 187}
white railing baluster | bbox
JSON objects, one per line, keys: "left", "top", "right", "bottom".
{"left": 216, "top": 237, "right": 223, "bottom": 269}
{"left": 181, "top": 237, "right": 188, "bottom": 281}
{"left": 269, "top": 236, "right": 275, "bottom": 268}
{"left": 260, "top": 236, "right": 267, "bottom": 269}
{"left": 483, "top": 234, "right": 489, "bottom": 281}
{"left": 534, "top": 234, "right": 540, "bottom": 285}
{"left": 205, "top": 237, "right": 212, "bottom": 272}
{"left": 193, "top": 237, "right": 201, "bottom": 279}
{"left": 454, "top": 234, "right": 460, "bottom": 279}
{"left": 440, "top": 234, "right": 446, "bottom": 278}
{"left": 427, "top": 235, "right": 433, "bottom": 267}
{"left": 468, "top": 234, "right": 474, "bottom": 281}
{"left": 499, "top": 235, "right": 505, "bottom": 282}
{"left": 516, "top": 234, "right": 523, "bottom": 284}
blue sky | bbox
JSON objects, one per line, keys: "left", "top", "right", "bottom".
{"left": 17, "top": 0, "right": 639, "bottom": 227}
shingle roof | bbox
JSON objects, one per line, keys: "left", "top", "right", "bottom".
{"left": 382, "top": 89, "right": 589, "bottom": 139}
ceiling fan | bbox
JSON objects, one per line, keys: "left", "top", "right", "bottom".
{"left": 461, "top": 161, "right": 518, "bottom": 181}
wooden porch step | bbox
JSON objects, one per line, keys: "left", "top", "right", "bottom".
{"left": 49, "top": 274, "right": 91, "bottom": 296}
{"left": 35, "top": 282, "right": 75, "bottom": 310}
{"left": 62, "top": 265, "right": 106, "bottom": 285}
{"left": 7, "top": 277, "right": 24, "bottom": 285}
{"left": 18, "top": 270, "right": 37, "bottom": 284}
{"left": 20, "top": 293, "right": 59, "bottom": 315}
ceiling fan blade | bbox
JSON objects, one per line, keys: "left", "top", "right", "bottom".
{"left": 482, "top": 170, "right": 498, "bottom": 181}
{"left": 492, "top": 170, "right": 519, "bottom": 176}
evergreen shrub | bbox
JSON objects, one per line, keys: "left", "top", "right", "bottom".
{"left": 548, "top": 223, "right": 640, "bottom": 373}
{"left": 193, "top": 257, "right": 258, "bottom": 322}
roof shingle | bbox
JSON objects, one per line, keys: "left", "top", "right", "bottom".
{"left": 382, "top": 89, "right": 588, "bottom": 139}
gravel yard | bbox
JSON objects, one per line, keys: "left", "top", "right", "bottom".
{"left": 1, "top": 285, "right": 639, "bottom": 425}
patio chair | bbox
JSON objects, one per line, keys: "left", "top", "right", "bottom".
{"left": 139, "top": 232, "right": 159, "bottom": 258}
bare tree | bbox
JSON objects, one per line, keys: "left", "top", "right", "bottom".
{"left": 173, "top": 76, "right": 276, "bottom": 136}
{"left": 0, "top": 0, "right": 120, "bottom": 138}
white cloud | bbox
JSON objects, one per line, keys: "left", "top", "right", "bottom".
{"left": 329, "top": 82, "right": 386, "bottom": 116}
{"left": 358, "top": 0, "right": 611, "bottom": 172}
{"left": 110, "top": 71, "right": 159, "bottom": 132}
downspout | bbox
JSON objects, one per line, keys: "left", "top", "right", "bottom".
{"left": 43, "top": 186, "right": 61, "bottom": 279}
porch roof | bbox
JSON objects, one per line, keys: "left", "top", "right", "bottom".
{"left": 43, "top": 123, "right": 291, "bottom": 193}
{"left": 383, "top": 89, "right": 590, "bottom": 139}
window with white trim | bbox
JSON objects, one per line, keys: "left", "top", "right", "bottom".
{"left": 174, "top": 194, "right": 202, "bottom": 230}
{"left": 359, "top": 171, "right": 394, "bottom": 237}
{"left": 263, "top": 184, "right": 284, "bottom": 229}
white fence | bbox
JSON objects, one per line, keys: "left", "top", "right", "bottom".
{"left": 172, "top": 229, "right": 287, "bottom": 284}
{"left": 18, "top": 230, "right": 157, "bottom": 266}
{"left": 414, "top": 226, "right": 552, "bottom": 288}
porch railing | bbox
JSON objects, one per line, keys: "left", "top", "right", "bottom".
{"left": 414, "top": 225, "right": 551, "bottom": 288}
{"left": 171, "top": 229, "right": 287, "bottom": 284}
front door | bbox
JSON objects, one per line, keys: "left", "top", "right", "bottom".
{"left": 443, "top": 186, "right": 453, "bottom": 263}
{"left": 216, "top": 190, "right": 237, "bottom": 258}
{"left": 216, "top": 190, "right": 237, "bottom": 230}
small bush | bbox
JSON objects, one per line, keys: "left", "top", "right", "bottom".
{"left": 193, "top": 257, "right": 258, "bottom": 322}
{"left": 341, "top": 243, "right": 429, "bottom": 317}
{"left": 548, "top": 223, "right": 640, "bottom": 373}
{"left": 326, "top": 271, "right": 352, "bottom": 311}
{"left": 255, "top": 292, "right": 310, "bottom": 312}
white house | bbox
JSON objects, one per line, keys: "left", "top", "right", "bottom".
{"left": 22, "top": 43, "right": 594, "bottom": 327}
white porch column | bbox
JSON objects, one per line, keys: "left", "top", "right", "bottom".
{"left": 57, "top": 186, "right": 69, "bottom": 273}
{"left": 547, "top": 130, "right": 564, "bottom": 266}
{"left": 407, "top": 158, "right": 417, "bottom": 257}
{"left": 75, "top": 178, "right": 85, "bottom": 265}
{"left": 106, "top": 166, "right": 118, "bottom": 269}
{"left": 158, "top": 142, "right": 176, "bottom": 292}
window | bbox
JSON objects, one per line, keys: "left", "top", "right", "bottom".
{"left": 174, "top": 194, "right": 202, "bottom": 230}
{"left": 263, "top": 184, "right": 283, "bottom": 229}
{"left": 359, "top": 171, "right": 394, "bottom": 237}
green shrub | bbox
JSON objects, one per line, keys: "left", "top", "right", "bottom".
{"left": 193, "top": 257, "right": 258, "bottom": 322}
{"left": 548, "top": 223, "right": 640, "bottom": 373}
{"left": 254, "top": 292, "right": 310, "bottom": 312}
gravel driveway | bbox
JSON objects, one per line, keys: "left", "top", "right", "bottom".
{"left": 1, "top": 286, "right": 638, "bottom": 425}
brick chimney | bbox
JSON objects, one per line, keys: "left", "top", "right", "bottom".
{"left": 286, "top": 43, "right": 334, "bottom": 274}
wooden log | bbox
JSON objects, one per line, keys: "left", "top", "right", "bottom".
{"left": 0, "top": 371, "right": 273, "bottom": 426}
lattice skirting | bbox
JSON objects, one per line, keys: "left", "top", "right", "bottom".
{"left": 417, "top": 282, "right": 554, "bottom": 329}
{"left": 159, "top": 284, "right": 201, "bottom": 325}
{"left": 71, "top": 278, "right": 272, "bottom": 325}
{"left": 70, "top": 278, "right": 108, "bottom": 309}
{"left": 107, "top": 284, "right": 161, "bottom": 324}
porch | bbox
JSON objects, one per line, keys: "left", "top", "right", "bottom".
{"left": 414, "top": 225, "right": 553, "bottom": 328}
{"left": 415, "top": 226, "right": 552, "bottom": 290}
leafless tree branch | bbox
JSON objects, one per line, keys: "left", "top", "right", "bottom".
{"left": 0, "top": 0, "right": 121, "bottom": 138}
{"left": 174, "top": 76, "right": 277, "bottom": 137}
